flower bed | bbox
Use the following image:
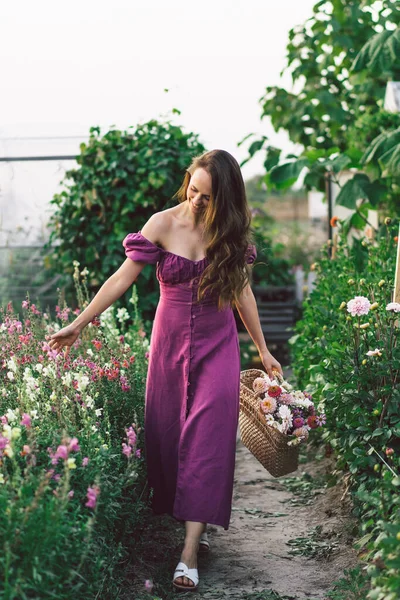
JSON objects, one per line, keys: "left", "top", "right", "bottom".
{"left": 0, "top": 273, "right": 150, "bottom": 598}
{"left": 290, "top": 221, "right": 400, "bottom": 599}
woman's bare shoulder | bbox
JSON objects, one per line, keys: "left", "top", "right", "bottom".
{"left": 140, "top": 210, "right": 173, "bottom": 245}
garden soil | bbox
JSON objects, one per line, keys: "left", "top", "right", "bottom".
{"left": 122, "top": 432, "right": 361, "bottom": 600}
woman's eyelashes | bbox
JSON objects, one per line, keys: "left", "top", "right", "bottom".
{"left": 191, "top": 186, "right": 210, "bottom": 201}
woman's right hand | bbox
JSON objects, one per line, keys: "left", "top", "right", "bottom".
{"left": 48, "top": 324, "right": 82, "bottom": 358}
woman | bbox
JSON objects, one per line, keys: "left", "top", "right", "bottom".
{"left": 49, "top": 149, "right": 282, "bottom": 592}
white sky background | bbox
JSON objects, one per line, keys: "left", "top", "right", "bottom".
{"left": 0, "top": 0, "right": 317, "bottom": 244}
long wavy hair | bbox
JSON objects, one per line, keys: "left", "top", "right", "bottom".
{"left": 172, "top": 149, "right": 256, "bottom": 311}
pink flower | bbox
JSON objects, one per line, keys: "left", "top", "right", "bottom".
{"left": 85, "top": 485, "right": 100, "bottom": 509}
{"left": 315, "top": 414, "right": 326, "bottom": 426}
{"left": 122, "top": 443, "right": 132, "bottom": 457}
{"left": 126, "top": 426, "right": 137, "bottom": 447}
{"left": 386, "top": 302, "right": 400, "bottom": 313}
{"left": 293, "top": 417, "right": 305, "bottom": 428}
{"left": 20, "top": 413, "right": 32, "bottom": 428}
{"left": 279, "top": 393, "right": 294, "bottom": 405}
{"left": 21, "top": 444, "right": 31, "bottom": 456}
{"left": 135, "top": 448, "right": 141, "bottom": 458}
{"left": 260, "top": 396, "right": 277, "bottom": 414}
{"left": 294, "top": 426, "right": 309, "bottom": 439}
{"left": 92, "top": 339, "right": 102, "bottom": 351}
{"left": 82, "top": 457, "right": 89, "bottom": 467}
{"left": 30, "top": 304, "right": 41, "bottom": 315}
{"left": 68, "top": 437, "right": 80, "bottom": 452}
{"left": 144, "top": 579, "right": 154, "bottom": 592}
{"left": 68, "top": 490, "right": 75, "bottom": 498}
{"left": 22, "top": 300, "right": 29, "bottom": 309}
{"left": 1, "top": 416, "right": 8, "bottom": 425}
{"left": 0, "top": 436, "right": 9, "bottom": 451}
{"left": 252, "top": 377, "right": 269, "bottom": 394}
{"left": 55, "top": 445, "right": 69, "bottom": 460}
{"left": 347, "top": 296, "right": 371, "bottom": 317}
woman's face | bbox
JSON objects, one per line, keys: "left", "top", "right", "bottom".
{"left": 187, "top": 168, "right": 212, "bottom": 216}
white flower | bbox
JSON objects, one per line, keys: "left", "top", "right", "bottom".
{"left": 86, "top": 348, "right": 94, "bottom": 357}
{"left": 2, "top": 425, "right": 11, "bottom": 439}
{"left": 7, "top": 358, "right": 17, "bottom": 373}
{"left": 91, "top": 425, "right": 98, "bottom": 433}
{"left": 6, "top": 372, "right": 14, "bottom": 381}
{"left": 50, "top": 392, "right": 57, "bottom": 402}
{"left": 30, "top": 409, "right": 38, "bottom": 419}
{"left": 34, "top": 363, "right": 43, "bottom": 372}
{"left": 5, "top": 408, "right": 18, "bottom": 422}
{"left": 278, "top": 405, "right": 293, "bottom": 433}
{"left": 76, "top": 374, "right": 90, "bottom": 392}
{"left": 366, "top": 348, "right": 382, "bottom": 357}
{"left": 86, "top": 395, "right": 94, "bottom": 409}
{"left": 61, "top": 373, "right": 72, "bottom": 387}
{"left": 281, "top": 381, "right": 293, "bottom": 392}
{"left": 95, "top": 408, "right": 103, "bottom": 417}
{"left": 116, "top": 307, "right": 130, "bottom": 323}
{"left": 264, "top": 414, "right": 275, "bottom": 425}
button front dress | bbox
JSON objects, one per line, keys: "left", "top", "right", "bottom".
{"left": 123, "top": 230, "right": 257, "bottom": 530}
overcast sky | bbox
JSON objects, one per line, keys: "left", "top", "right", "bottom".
{"left": 0, "top": 0, "right": 317, "bottom": 179}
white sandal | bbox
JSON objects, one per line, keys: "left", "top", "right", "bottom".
{"left": 172, "top": 561, "right": 199, "bottom": 591}
{"left": 198, "top": 531, "right": 210, "bottom": 554}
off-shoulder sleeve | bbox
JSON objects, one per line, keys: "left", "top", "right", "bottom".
{"left": 122, "top": 231, "right": 162, "bottom": 264}
{"left": 246, "top": 244, "right": 257, "bottom": 264}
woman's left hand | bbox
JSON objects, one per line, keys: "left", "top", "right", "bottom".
{"left": 259, "top": 349, "right": 283, "bottom": 380}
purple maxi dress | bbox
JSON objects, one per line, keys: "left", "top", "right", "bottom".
{"left": 123, "top": 230, "right": 257, "bottom": 530}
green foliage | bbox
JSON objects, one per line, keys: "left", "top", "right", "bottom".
{"left": 325, "top": 567, "right": 370, "bottom": 600}
{"left": 352, "top": 27, "right": 400, "bottom": 75}
{"left": 289, "top": 222, "right": 400, "bottom": 598}
{"left": 46, "top": 117, "right": 206, "bottom": 323}
{"left": 251, "top": 224, "right": 294, "bottom": 287}
{"left": 0, "top": 279, "right": 152, "bottom": 598}
{"left": 259, "top": 0, "right": 400, "bottom": 153}
{"left": 239, "top": 0, "right": 400, "bottom": 228}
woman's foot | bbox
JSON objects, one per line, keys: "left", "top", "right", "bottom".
{"left": 174, "top": 540, "right": 198, "bottom": 589}
{"left": 198, "top": 530, "right": 210, "bottom": 554}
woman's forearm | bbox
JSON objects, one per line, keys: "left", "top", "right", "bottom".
{"left": 73, "top": 272, "right": 133, "bottom": 331}
{"left": 236, "top": 285, "right": 269, "bottom": 353}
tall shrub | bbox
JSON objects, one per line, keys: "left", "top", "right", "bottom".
{"left": 46, "top": 116, "right": 206, "bottom": 324}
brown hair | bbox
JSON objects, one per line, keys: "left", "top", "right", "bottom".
{"left": 172, "top": 149, "right": 256, "bottom": 311}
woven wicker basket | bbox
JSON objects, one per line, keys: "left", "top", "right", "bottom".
{"left": 239, "top": 368, "right": 300, "bottom": 477}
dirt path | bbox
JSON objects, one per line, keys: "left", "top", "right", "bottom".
{"left": 124, "top": 436, "right": 360, "bottom": 600}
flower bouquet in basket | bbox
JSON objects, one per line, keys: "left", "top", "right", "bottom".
{"left": 239, "top": 368, "right": 326, "bottom": 477}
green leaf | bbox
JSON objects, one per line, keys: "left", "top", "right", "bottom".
{"left": 269, "top": 158, "right": 309, "bottom": 189}
{"left": 352, "top": 28, "right": 400, "bottom": 73}
{"left": 335, "top": 174, "right": 370, "bottom": 209}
